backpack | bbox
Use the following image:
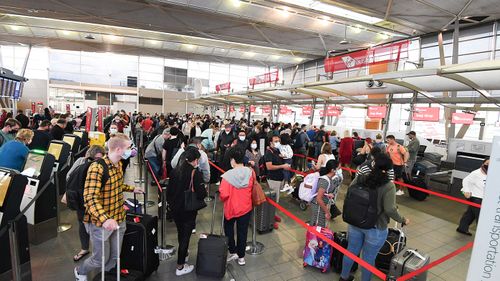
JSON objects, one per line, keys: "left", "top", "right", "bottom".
{"left": 66, "top": 158, "right": 110, "bottom": 211}
{"left": 342, "top": 177, "right": 379, "bottom": 229}
{"left": 314, "top": 131, "right": 324, "bottom": 142}
{"left": 294, "top": 132, "right": 305, "bottom": 149}
{"left": 298, "top": 172, "right": 330, "bottom": 203}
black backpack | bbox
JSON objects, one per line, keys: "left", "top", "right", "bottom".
{"left": 314, "top": 131, "right": 324, "bottom": 142}
{"left": 66, "top": 158, "right": 110, "bottom": 211}
{"left": 342, "top": 177, "right": 379, "bottom": 229}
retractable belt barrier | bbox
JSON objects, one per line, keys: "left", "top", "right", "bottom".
{"left": 207, "top": 159, "right": 474, "bottom": 281}
{"left": 293, "top": 154, "right": 482, "bottom": 209}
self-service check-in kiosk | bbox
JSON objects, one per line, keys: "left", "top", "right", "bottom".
{"left": 19, "top": 150, "right": 56, "bottom": 244}
{"left": 0, "top": 168, "right": 31, "bottom": 281}
{"left": 73, "top": 130, "right": 89, "bottom": 148}
{"left": 63, "top": 134, "right": 82, "bottom": 156}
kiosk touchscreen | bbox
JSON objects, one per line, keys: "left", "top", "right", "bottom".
{"left": 0, "top": 168, "right": 31, "bottom": 281}
{"left": 20, "top": 150, "right": 56, "bottom": 245}
{"left": 63, "top": 134, "right": 82, "bottom": 155}
{"left": 48, "top": 140, "right": 71, "bottom": 195}
{"left": 73, "top": 130, "right": 89, "bottom": 148}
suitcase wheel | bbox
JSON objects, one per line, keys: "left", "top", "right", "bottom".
{"left": 321, "top": 268, "right": 327, "bottom": 273}
{"left": 303, "top": 262, "right": 307, "bottom": 267}
{"left": 299, "top": 201, "right": 308, "bottom": 211}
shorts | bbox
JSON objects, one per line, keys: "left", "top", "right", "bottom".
{"left": 393, "top": 165, "right": 404, "bottom": 179}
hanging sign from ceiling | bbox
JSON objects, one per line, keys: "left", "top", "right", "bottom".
{"left": 413, "top": 107, "right": 440, "bottom": 122}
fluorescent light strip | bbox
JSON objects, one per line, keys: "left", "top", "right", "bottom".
{"left": 281, "top": 0, "right": 383, "bottom": 25}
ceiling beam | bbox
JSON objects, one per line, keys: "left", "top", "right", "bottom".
{"left": 293, "top": 88, "right": 330, "bottom": 100}
{"left": 439, "top": 73, "right": 500, "bottom": 107}
{"left": 384, "top": 0, "right": 394, "bottom": 20}
{"left": 309, "top": 86, "right": 364, "bottom": 103}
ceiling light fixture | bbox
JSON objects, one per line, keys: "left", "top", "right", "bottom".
{"left": 271, "top": 55, "right": 281, "bottom": 60}
{"left": 61, "top": 30, "right": 72, "bottom": 35}
{"left": 184, "top": 44, "right": 195, "bottom": 50}
{"left": 339, "top": 25, "right": 351, "bottom": 45}
{"left": 278, "top": 7, "right": 290, "bottom": 17}
{"left": 105, "top": 35, "right": 120, "bottom": 41}
{"left": 84, "top": 34, "right": 95, "bottom": 40}
{"left": 318, "top": 16, "right": 331, "bottom": 25}
{"left": 350, "top": 26, "right": 361, "bottom": 34}
{"left": 9, "top": 25, "right": 20, "bottom": 31}
{"left": 231, "top": 0, "right": 241, "bottom": 8}
{"left": 294, "top": 57, "right": 303, "bottom": 62}
{"left": 379, "top": 33, "right": 390, "bottom": 40}
{"left": 147, "top": 40, "right": 161, "bottom": 45}
{"left": 244, "top": 51, "right": 256, "bottom": 57}
{"left": 220, "top": 48, "right": 226, "bottom": 52}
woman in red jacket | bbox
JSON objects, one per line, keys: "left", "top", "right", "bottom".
{"left": 219, "top": 147, "right": 254, "bottom": 267}
{"left": 339, "top": 130, "right": 354, "bottom": 169}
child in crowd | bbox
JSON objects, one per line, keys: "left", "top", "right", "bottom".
{"left": 278, "top": 134, "right": 294, "bottom": 194}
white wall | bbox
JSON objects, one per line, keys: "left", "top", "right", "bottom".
{"left": 18, "top": 79, "right": 48, "bottom": 110}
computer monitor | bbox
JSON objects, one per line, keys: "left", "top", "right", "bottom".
{"left": 0, "top": 172, "right": 13, "bottom": 208}
{"left": 63, "top": 135, "right": 75, "bottom": 149}
{"left": 48, "top": 143, "right": 63, "bottom": 161}
{"left": 23, "top": 152, "right": 45, "bottom": 178}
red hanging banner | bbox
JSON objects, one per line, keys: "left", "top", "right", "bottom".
{"left": 413, "top": 107, "right": 440, "bottom": 122}
{"left": 302, "top": 106, "right": 312, "bottom": 116}
{"left": 31, "top": 102, "right": 36, "bottom": 113}
{"left": 367, "top": 106, "right": 387, "bottom": 119}
{"left": 451, "top": 113, "right": 475, "bottom": 124}
{"left": 249, "top": 70, "right": 279, "bottom": 88}
{"left": 250, "top": 105, "right": 256, "bottom": 113}
{"left": 262, "top": 106, "right": 271, "bottom": 114}
{"left": 326, "top": 105, "right": 340, "bottom": 116}
{"left": 215, "top": 82, "right": 231, "bottom": 92}
{"left": 66, "top": 104, "right": 71, "bottom": 113}
{"left": 85, "top": 107, "right": 92, "bottom": 132}
{"left": 324, "top": 40, "right": 409, "bottom": 73}
{"left": 239, "top": 106, "right": 246, "bottom": 113}
{"left": 279, "top": 105, "right": 289, "bottom": 115}
{"left": 97, "top": 107, "right": 103, "bottom": 132}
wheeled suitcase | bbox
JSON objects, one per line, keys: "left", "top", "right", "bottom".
{"left": 413, "top": 160, "right": 438, "bottom": 175}
{"left": 255, "top": 188, "right": 276, "bottom": 233}
{"left": 331, "top": 231, "right": 358, "bottom": 273}
{"left": 303, "top": 226, "right": 333, "bottom": 273}
{"left": 403, "top": 174, "right": 429, "bottom": 202}
{"left": 93, "top": 227, "right": 145, "bottom": 281}
{"left": 376, "top": 226, "right": 407, "bottom": 273}
{"left": 387, "top": 249, "right": 430, "bottom": 281}
{"left": 196, "top": 192, "right": 228, "bottom": 278}
{"left": 121, "top": 194, "right": 159, "bottom": 277}
{"left": 210, "top": 161, "right": 222, "bottom": 184}
{"left": 423, "top": 152, "right": 442, "bottom": 166}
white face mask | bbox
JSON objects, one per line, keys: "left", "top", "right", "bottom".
{"left": 251, "top": 143, "right": 257, "bottom": 150}
{"left": 110, "top": 128, "right": 118, "bottom": 134}
{"left": 225, "top": 129, "right": 231, "bottom": 134}
{"left": 274, "top": 142, "right": 281, "bottom": 149}
{"left": 121, "top": 149, "right": 132, "bottom": 160}
{"left": 239, "top": 136, "right": 246, "bottom": 141}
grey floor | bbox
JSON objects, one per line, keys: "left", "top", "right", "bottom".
{"left": 28, "top": 165, "right": 475, "bottom": 281}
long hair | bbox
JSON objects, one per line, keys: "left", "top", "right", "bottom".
{"left": 319, "top": 159, "right": 339, "bottom": 176}
{"left": 365, "top": 153, "right": 393, "bottom": 189}
{"left": 174, "top": 147, "right": 200, "bottom": 181}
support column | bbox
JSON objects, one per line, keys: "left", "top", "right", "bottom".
{"left": 309, "top": 98, "right": 316, "bottom": 126}
{"left": 382, "top": 94, "right": 394, "bottom": 138}
{"left": 406, "top": 92, "right": 418, "bottom": 135}
{"left": 276, "top": 103, "right": 281, "bottom": 122}
{"left": 447, "top": 20, "right": 460, "bottom": 139}
{"left": 321, "top": 101, "right": 327, "bottom": 126}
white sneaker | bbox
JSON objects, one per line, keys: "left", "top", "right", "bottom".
{"left": 74, "top": 267, "right": 87, "bottom": 281}
{"left": 237, "top": 258, "right": 246, "bottom": 266}
{"left": 216, "top": 181, "right": 220, "bottom": 186}
{"left": 396, "top": 190, "right": 405, "bottom": 196}
{"left": 185, "top": 250, "right": 189, "bottom": 263}
{"left": 227, "top": 253, "right": 238, "bottom": 262}
{"left": 192, "top": 229, "right": 196, "bottom": 234}
{"left": 280, "top": 184, "right": 290, "bottom": 192}
{"left": 175, "top": 264, "right": 194, "bottom": 276}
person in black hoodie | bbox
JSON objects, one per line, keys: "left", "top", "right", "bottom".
{"left": 50, "top": 118, "right": 67, "bottom": 141}
{"left": 167, "top": 149, "right": 207, "bottom": 276}
{"left": 15, "top": 110, "right": 29, "bottom": 128}
{"left": 217, "top": 124, "right": 235, "bottom": 163}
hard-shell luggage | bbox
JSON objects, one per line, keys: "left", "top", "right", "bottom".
{"left": 331, "top": 231, "right": 358, "bottom": 273}
{"left": 93, "top": 227, "right": 145, "bottom": 281}
{"left": 255, "top": 188, "right": 276, "bottom": 234}
{"left": 412, "top": 160, "right": 437, "bottom": 175}
{"left": 210, "top": 161, "right": 222, "bottom": 184}
{"left": 196, "top": 192, "right": 228, "bottom": 278}
{"left": 403, "top": 174, "right": 429, "bottom": 202}
{"left": 387, "top": 249, "right": 430, "bottom": 281}
{"left": 303, "top": 226, "right": 334, "bottom": 273}
{"left": 376, "top": 227, "right": 407, "bottom": 273}
{"left": 423, "top": 152, "right": 442, "bottom": 166}
{"left": 121, "top": 194, "right": 159, "bottom": 277}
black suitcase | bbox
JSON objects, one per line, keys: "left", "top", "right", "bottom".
{"left": 375, "top": 227, "right": 406, "bottom": 273}
{"left": 210, "top": 161, "right": 222, "bottom": 184}
{"left": 412, "top": 160, "right": 437, "bottom": 176}
{"left": 331, "top": 231, "right": 358, "bottom": 273}
{"left": 423, "top": 152, "right": 442, "bottom": 166}
{"left": 196, "top": 192, "right": 228, "bottom": 278}
{"left": 403, "top": 173, "right": 429, "bottom": 202}
{"left": 121, "top": 194, "right": 159, "bottom": 277}
{"left": 255, "top": 188, "right": 276, "bottom": 234}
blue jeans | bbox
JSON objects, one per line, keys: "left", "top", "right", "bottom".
{"left": 283, "top": 158, "right": 293, "bottom": 182}
{"left": 340, "top": 225, "right": 388, "bottom": 281}
{"left": 314, "top": 142, "right": 323, "bottom": 158}
{"left": 147, "top": 156, "right": 161, "bottom": 180}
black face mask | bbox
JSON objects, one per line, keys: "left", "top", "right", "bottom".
{"left": 482, "top": 164, "right": 488, "bottom": 173}
{"left": 10, "top": 130, "right": 18, "bottom": 135}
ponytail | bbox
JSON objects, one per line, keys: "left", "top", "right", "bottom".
{"left": 365, "top": 154, "right": 392, "bottom": 189}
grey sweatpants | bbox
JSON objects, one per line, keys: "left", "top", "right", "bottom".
{"left": 78, "top": 222, "right": 127, "bottom": 275}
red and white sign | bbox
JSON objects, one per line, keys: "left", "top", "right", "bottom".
{"left": 250, "top": 105, "right": 256, "bottom": 113}
{"left": 239, "top": 106, "right": 246, "bottom": 113}
{"left": 413, "top": 107, "right": 440, "bottom": 122}
{"left": 324, "top": 40, "right": 409, "bottom": 73}
{"left": 279, "top": 106, "right": 289, "bottom": 115}
{"left": 85, "top": 107, "right": 92, "bottom": 132}
{"left": 452, "top": 113, "right": 475, "bottom": 124}
{"left": 367, "top": 106, "right": 387, "bottom": 119}
{"left": 249, "top": 70, "right": 279, "bottom": 88}
{"left": 229, "top": 105, "right": 235, "bottom": 112}
{"left": 97, "top": 107, "right": 103, "bottom": 132}
{"left": 326, "top": 106, "right": 340, "bottom": 116}
{"left": 302, "top": 106, "right": 312, "bottom": 116}
{"left": 31, "top": 102, "right": 36, "bottom": 113}
{"left": 262, "top": 106, "right": 271, "bottom": 114}
{"left": 66, "top": 104, "right": 71, "bottom": 113}
{"left": 215, "top": 82, "right": 231, "bottom": 92}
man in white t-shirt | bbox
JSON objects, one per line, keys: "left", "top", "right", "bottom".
{"left": 456, "top": 158, "right": 489, "bottom": 236}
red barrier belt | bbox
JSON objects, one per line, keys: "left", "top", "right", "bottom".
{"left": 266, "top": 198, "right": 387, "bottom": 280}
{"left": 209, "top": 161, "right": 226, "bottom": 174}
{"left": 145, "top": 160, "right": 163, "bottom": 193}
{"left": 292, "top": 154, "right": 481, "bottom": 209}
{"left": 396, "top": 242, "right": 473, "bottom": 281}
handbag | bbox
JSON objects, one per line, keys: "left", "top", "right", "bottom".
{"left": 251, "top": 170, "right": 267, "bottom": 206}
{"left": 184, "top": 170, "right": 207, "bottom": 211}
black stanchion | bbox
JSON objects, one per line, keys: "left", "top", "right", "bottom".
{"left": 54, "top": 168, "right": 71, "bottom": 233}
{"left": 246, "top": 207, "right": 264, "bottom": 255}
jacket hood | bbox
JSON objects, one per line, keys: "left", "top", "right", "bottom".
{"left": 222, "top": 167, "right": 252, "bottom": 189}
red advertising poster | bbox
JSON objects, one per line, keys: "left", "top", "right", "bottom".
{"left": 279, "top": 105, "right": 288, "bottom": 115}
{"left": 229, "top": 105, "right": 235, "bottom": 112}
{"left": 451, "top": 113, "right": 475, "bottom": 124}
{"left": 239, "top": 106, "right": 246, "bottom": 113}
{"left": 302, "top": 106, "right": 312, "bottom": 116}
{"left": 249, "top": 70, "right": 279, "bottom": 88}
{"left": 85, "top": 107, "right": 92, "bottom": 132}
{"left": 215, "top": 82, "right": 231, "bottom": 92}
{"left": 324, "top": 40, "right": 409, "bottom": 73}
{"left": 326, "top": 105, "right": 340, "bottom": 116}
{"left": 413, "top": 107, "right": 440, "bottom": 122}
{"left": 262, "top": 106, "right": 271, "bottom": 114}
{"left": 66, "top": 104, "right": 71, "bottom": 113}
{"left": 97, "top": 107, "right": 103, "bottom": 132}
{"left": 31, "top": 102, "right": 36, "bottom": 113}
{"left": 367, "top": 106, "right": 387, "bottom": 119}
{"left": 250, "top": 105, "right": 256, "bottom": 113}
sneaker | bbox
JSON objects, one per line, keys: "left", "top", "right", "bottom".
{"left": 175, "top": 264, "right": 194, "bottom": 276}
{"left": 273, "top": 222, "right": 279, "bottom": 230}
{"left": 216, "top": 181, "right": 220, "bottom": 186}
{"left": 274, "top": 215, "right": 281, "bottom": 222}
{"left": 185, "top": 250, "right": 189, "bottom": 263}
{"left": 395, "top": 190, "right": 405, "bottom": 196}
{"left": 227, "top": 253, "right": 238, "bottom": 262}
{"left": 280, "top": 184, "right": 290, "bottom": 192}
{"left": 237, "top": 258, "right": 246, "bottom": 266}
{"left": 74, "top": 267, "right": 87, "bottom": 281}
{"left": 192, "top": 229, "right": 196, "bottom": 234}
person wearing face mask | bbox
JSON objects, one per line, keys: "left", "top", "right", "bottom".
{"left": 170, "top": 137, "right": 211, "bottom": 184}
{"left": 0, "top": 118, "right": 21, "bottom": 148}
{"left": 217, "top": 124, "right": 235, "bottom": 163}
{"left": 457, "top": 158, "right": 489, "bottom": 236}
{"left": 106, "top": 123, "right": 119, "bottom": 140}
{"left": 74, "top": 133, "right": 144, "bottom": 281}
{"left": 235, "top": 130, "right": 249, "bottom": 151}
{"left": 246, "top": 139, "right": 262, "bottom": 178}
{"left": 167, "top": 148, "right": 207, "bottom": 276}
{"left": 405, "top": 131, "right": 420, "bottom": 175}
{"left": 0, "top": 129, "right": 34, "bottom": 171}
{"left": 264, "top": 136, "right": 291, "bottom": 217}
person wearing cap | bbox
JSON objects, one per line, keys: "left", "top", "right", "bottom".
{"left": 145, "top": 128, "right": 171, "bottom": 180}
{"left": 406, "top": 131, "right": 420, "bottom": 175}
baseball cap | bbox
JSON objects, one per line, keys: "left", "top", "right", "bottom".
{"left": 406, "top": 131, "right": 416, "bottom": 136}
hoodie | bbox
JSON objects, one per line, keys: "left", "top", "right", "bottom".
{"left": 219, "top": 166, "right": 253, "bottom": 220}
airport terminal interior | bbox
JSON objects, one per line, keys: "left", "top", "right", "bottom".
{"left": 1, "top": 0, "right": 500, "bottom": 281}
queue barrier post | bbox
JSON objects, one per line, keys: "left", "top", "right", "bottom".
{"left": 134, "top": 130, "right": 144, "bottom": 183}
{"left": 246, "top": 207, "right": 264, "bottom": 255}
{"left": 204, "top": 183, "right": 213, "bottom": 203}
{"left": 8, "top": 221, "right": 22, "bottom": 281}
{"left": 54, "top": 169, "right": 71, "bottom": 233}
{"left": 142, "top": 159, "right": 155, "bottom": 207}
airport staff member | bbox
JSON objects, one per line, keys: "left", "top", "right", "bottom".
{"left": 406, "top": 131, "right": 420, "bottom": 174}
{"left": 74, "top": 133, "right": 144, "bottom": 281}
{"left": 456, "top": 158, "right": 489, "bottom": 236}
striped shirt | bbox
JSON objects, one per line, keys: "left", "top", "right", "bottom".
{"left": 356, "top": 161, "right": 395, "bottom": 181}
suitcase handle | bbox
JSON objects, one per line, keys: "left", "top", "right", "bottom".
{"left": 102, "top": 226, "right": 121, "bottom": 281}
{"left": 132, "top": 192, "right": 147, "bottom": 215}
{"left": 210, "top": 191, "right": 224, "bottom": 236}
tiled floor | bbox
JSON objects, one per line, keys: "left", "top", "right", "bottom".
{"left": 27, "top": 165, "right": 475, "bottom": 281}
